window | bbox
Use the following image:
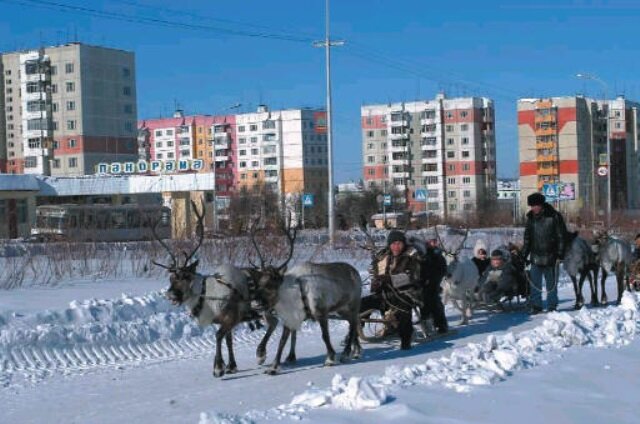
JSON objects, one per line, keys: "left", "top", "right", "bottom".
{"left": 464, "top": 203, "right": 473, "bottom": 211}
{"left": 251, "top": 161, "right": 259, "bottom": 168}
{"left": 462, "top": 137, "right": 469, "bottom": 144}
{"left": 462, "top": 151, "right": 470, "bottom": 158}
{"left": 446, "top": 112, "right": 453, "bottom": 119}
{"left": 262, "top": 120, "right": 275, "bottom": 129}
{"left": 263, "top": 145, "right": 276, "bottom": 154}
{"left": 180, "top": 150, "right": 190, "bottom": 157}
{"left": 68, "top": 139, "right": 76, "bottom": 148}
{"left": 167, "top": 140, "right": 174, "bottom": 147}
{"left": 368, "top": 169, "right": 375, "bottom": 176}
{"left": 65, "top": 63, "right": 74, "bottom": 73}
{"left": 165, "top": 129, "right": 173, "bottom": 136}
{"left": 449, "top": 203, "right": 457, "bottom": 211}
{"left": 463, "top": 177, "right": 471, "bottom": 184}
{"left": 16, "top": 200, "right": 28, "bottom": 224}
{"left": 27, "top": 119, "right": 48, "bottom": 131}
{"left": 425, "top": 176, "right": 438, "bottom": 184}
{"left": 27, "top": 100, "right": 46, "bottom": 112}
{"left": 50, "top": 65, "right": 57, "bottom": 75}
{"left": 24, "top": 156, "right": 38, "bottom": 168}
{"left": 52, "top": 158, "right": 60, "bottom": 168}
{"left": 122, "top": 67, "right": 131, "bottom": 77}
{"left": 66, "top": 101, "right": 75, "bottom": 111}
{"left": 155, "top": 130, "right": 163, "bottom": 137}
{"left": 460, "top": 111, "right": 468, "bottom": 118}
{"left": 447, "top": 138, "right": 454, "bottom": 145}
{"left": 156, "top": 153, "right": 163, "bottom": 159}
{"left": 65, "top": 82, "right": 75, "bottom": 92}
{"left": 461, "top": 124, "right": 468, "bottom": 131}
{"left": 67, "top": 120, "right": 76, "bottom": 130}
{"left": 447, "top": 177, "right": 456, "bottom": 184}
{"left": 446, "top": 151, "right": 455, "bottom": 158}
{"left": 28, "top": 138, "right": 41, "bottom": 148}
{"left": 448, "top": 164, "right": 455, "bottom": 171}
{"left": 249, "top": 124, "right": 258, "bottom": 131}
{"left": 51, "top": 84, "right": 57, "bottom": 94}
{"left": 367, "top": 130, "right": 374, "bottom": 138}
{"left": 167, "top": 152, "right": 174, "bottom": 159}
{"left": 123, "top": 86, "right": 132, "bottom": 96}
{"left": 239, "top": 149, "right": 246, "bottom": 156}
{"left": 250, "top": 137, "right": 258, "bottom": 143}
{"left": 125, "top": 122, "right": 134, "bottom": 132}
{"left": 263, "top": 133, "right": 277, "bottom": 142}
{"left": 367, "top": 156, "right": 375, "bottom": 163}
{"left": 428, "top": 189, "right": 439, "bottom": 198}
{"left": 238, "top": 137, "right": 246, "bottom": 145}
{"left": 463, "top": 190, "right": 471, "bottom": 198}
{"left": 155, "top": 141, "right": 163, "bottom": 148}
{"left": 424, "top": 163, "right": 437, "bottom": 172}
{"left": 421, "top": 110, "right": 436, "bottom": 119}
{"left": 462, "top": 163, "right": 470, "bottom": 171}
{"left": 264, "top": 157, "right": 277, "bottom": 166}
{"left": 124, "top": 104, "right": 133, "bottom": 114}
{"left": 251, "top": 148, "right": 259, "bottom": 155}
{"left": 26, "top": 82, "right": 42, "bottom": 93}
{"left": 238, "top": 125, "right": 245, "bottom": 132}
{"left": 239, "top": 161, "right": 247, "bottom": 168}
{"left": 68, "top": 157, "right": 78, "bottom": 168}
{"left": 52, "top": 102, "right": 59, "bottom": 112}
{"left": 446, "top": 124, "right": 454, "bottom": 132}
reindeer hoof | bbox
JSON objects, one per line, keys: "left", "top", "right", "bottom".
{"left": 257, "top": 355, "right": 266, "bottom": 366}
{"left": 324, "top": 357, "right": 337, "bottom": 367}
{"left": 339, "top": 353, "right": 351, "bottom": 363}
{"left": 264, "top": 368, "right": 279, "bottom": 376}
{"left": 573, "top": 303, "right": 583, "bottom": 310}
{"left": 213, "top": 368, "right": 225, "bottom": 378}
{"left": 225, "top": 364, "right": 238, "bottom": 374}
{"left": 601, "top": 296, "right": 608, "bottom": 305}
{"left": 285, "top": 354, "right": 297, "bottom": 364}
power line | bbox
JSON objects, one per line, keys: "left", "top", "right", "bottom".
{"left": 0, "top": 0, "right": 317, "bottom": 43}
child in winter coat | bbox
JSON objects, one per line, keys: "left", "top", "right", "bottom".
{"left": 472, "top": 239, "right": 491, "bottom": 276}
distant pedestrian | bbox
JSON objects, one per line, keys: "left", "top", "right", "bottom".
{"left": 521, "top": 193, "right": 567, "bottom": 314}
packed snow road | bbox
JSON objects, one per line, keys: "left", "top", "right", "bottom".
{"left": 2, "top": 273, "right": 639, "bottom": 423}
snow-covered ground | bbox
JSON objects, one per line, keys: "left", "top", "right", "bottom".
{"left": 2, "top": 239, "right": 640, "bottom": 424}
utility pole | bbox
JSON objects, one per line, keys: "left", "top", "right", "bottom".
{"left": 313, "top": 0, "right": 344, "bottom": 248}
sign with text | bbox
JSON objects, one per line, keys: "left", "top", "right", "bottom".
{"left": 95, "top": 159, "right": 204, "bottom": 175}
{"left": 302, "top": 193, "right": 314, "bottom": 207}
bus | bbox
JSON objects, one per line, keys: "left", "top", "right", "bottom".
{"left": 31, "top": 204, "right": 171, "bottom": 242}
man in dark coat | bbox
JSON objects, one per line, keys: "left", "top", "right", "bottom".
{"left": 419, "top": 237, "right": 449, "bottom": 334}
{"left": 521, "top": 192, "right": 568, "bottom": 313}
{"left": 361, "top": 230, "right": 423, "bottom": 350}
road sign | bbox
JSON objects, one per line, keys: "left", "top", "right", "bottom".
{"left": 415, "top": 189, "right": 427, "bottom": 201}
{"left": 599, "top": 153, "right": 608, "bottom": 166}
{"left": 302, "top": 194, "right": 314, "bottom": 207}
{"left": 597, "top": 166, "right": 608, "bottom": 177}
{"left": 383, "top": 194, "right": 392, "bottom": 206}
{"left": 543, "top": 183, "right": 557, "bottom": 199}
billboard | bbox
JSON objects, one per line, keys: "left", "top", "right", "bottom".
{"left": 542, "top": 182, "right": 575, "bottom": 201}
{"left": 313, "top": 111, "right": 327, "bottom": 134}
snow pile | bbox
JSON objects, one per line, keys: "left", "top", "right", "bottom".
{"left": 0, "top": 291, "right": 322, "bottom": 383}
{"left": 201, "top": 291, "right": 639, "bottom": 422}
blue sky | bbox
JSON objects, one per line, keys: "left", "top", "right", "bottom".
{"left": 2, "top": 0, "right": 639, "bottom": 183}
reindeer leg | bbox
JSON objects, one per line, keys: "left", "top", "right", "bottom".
{"left": 351, "top": 316, "right": 363, "bottom": 360}
{"left": 256, "top": 312, "right": 277, "bottom": 365}
{"left": 266, "top": 326, "right": 291, "bottom": 375}
{"left": 224, "top": 331, "right": 238, "bottom": 374}
{"left": 616, "top": 266, "right": 625, "bottom": 305}
{"left": 570, "top": 275, "right": 581, "bottom": 310}
{"left": 588, "top": 267, "right": 599, "bottom": 306}
{"left": 285, "top": 330, "right": 297, "bottom": 363}
{"left": 213, "top": 327, "right": 227, "bottom": 378}
{"left": 319, "top": 316, "right": 337, "bottom": 366}
{"left": 600, "top": 269, "right": 608, "bottom": 305}
{"left": 340, "top": 315, "right": 357, "bottom": 363}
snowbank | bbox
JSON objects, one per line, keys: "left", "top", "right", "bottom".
{"left": 200, "top": 291, "right": 639, "bottom": 423}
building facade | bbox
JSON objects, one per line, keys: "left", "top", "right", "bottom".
{"left": 518, "top": 95, "right": 640, "bottom": 216}
{"left": 361, "top": 93, "right": 497, "bottom": 218}
{"left": 0, "top": 42, "right": 138, "bottom": 176}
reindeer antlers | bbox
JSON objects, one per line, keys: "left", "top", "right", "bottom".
{"left": 435, "top": 225, "right": 469, "bottom": 256}
{"left": 248, "top": 210, "right": 298, "bottom": 272}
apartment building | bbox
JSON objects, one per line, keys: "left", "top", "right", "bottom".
{"left": 0, "top": 42, "right": 138, "bottom": 176}
{"left": 518, "top": 95, "right": 640, "bottom": 216}
{"left": 137, "top": 111, "right": 235, "bottom": 199}
{"left": 234, "top": 106, "right": 328, "bottom": 201}
{"left": 362, "top": 93, "right": 497, "bottom": 218}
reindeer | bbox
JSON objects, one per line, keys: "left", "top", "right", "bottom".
{"left": 243, "top": 218, "right": 299, "bottom": 366}
{"left": 592, "top": 231, "right": 634, "bottom": 305}
{"left": 438, "top": 227, "right": 480, "bottom": 325}
{"left": 153, "top": 201, "right": 252, "bottom": 378}
{"left": 252, "top": 222, "right": 363, "bottom": 374}
{"left": 563, "top": 231, "right": 599, "bottom": 309}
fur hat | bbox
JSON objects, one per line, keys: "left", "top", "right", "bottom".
{"left": 387, "top": 230, "right": 406, "bottom": 246}
{"left": 527, "top": 192, "right": 546, "bottom": 206}
{"left": 490, "top": 249, "right": 505, "bottom": 259}
{"left": 474, "top": 239, "right": 488, "bottom": 258}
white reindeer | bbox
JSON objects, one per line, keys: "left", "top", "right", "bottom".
{"left": 438, "top": 228, "right": 480, "bottom": 325}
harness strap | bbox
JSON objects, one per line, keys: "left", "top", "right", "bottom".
{"left": 297, "top": 278, "right": 313, "bottom": 318}
{"left": 191, "top": 278, "right": 207, "bottom": 318}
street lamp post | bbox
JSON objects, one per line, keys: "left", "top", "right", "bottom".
{"left": 575, "top": 73, "right": 611, "bottom": 227}
{"left": 313, "top": 0, "right": 344, "bottom": 248}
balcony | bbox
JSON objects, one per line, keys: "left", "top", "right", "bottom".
{"left": 536, "top": 155, "right": 557, "bottom": 162}
{"left": 389, "top": 131, "right": 409, "bottom": 140}
{"left": 535, "top": 114, "right": 556, "bottom": 123}
{"left": 390, "top": 142, "right": 409, "bottom": 152}
{"left": 536, "top": 141, "right": 555, "bottom": 150}
{"left": 391, "top": 171, "right": 411, "bottom": 179}
{"left": 214, "top": 155, "right": 230, "bottom": 162}
{"left": 535, "top": 127, "right": 557, "bottom": 136}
